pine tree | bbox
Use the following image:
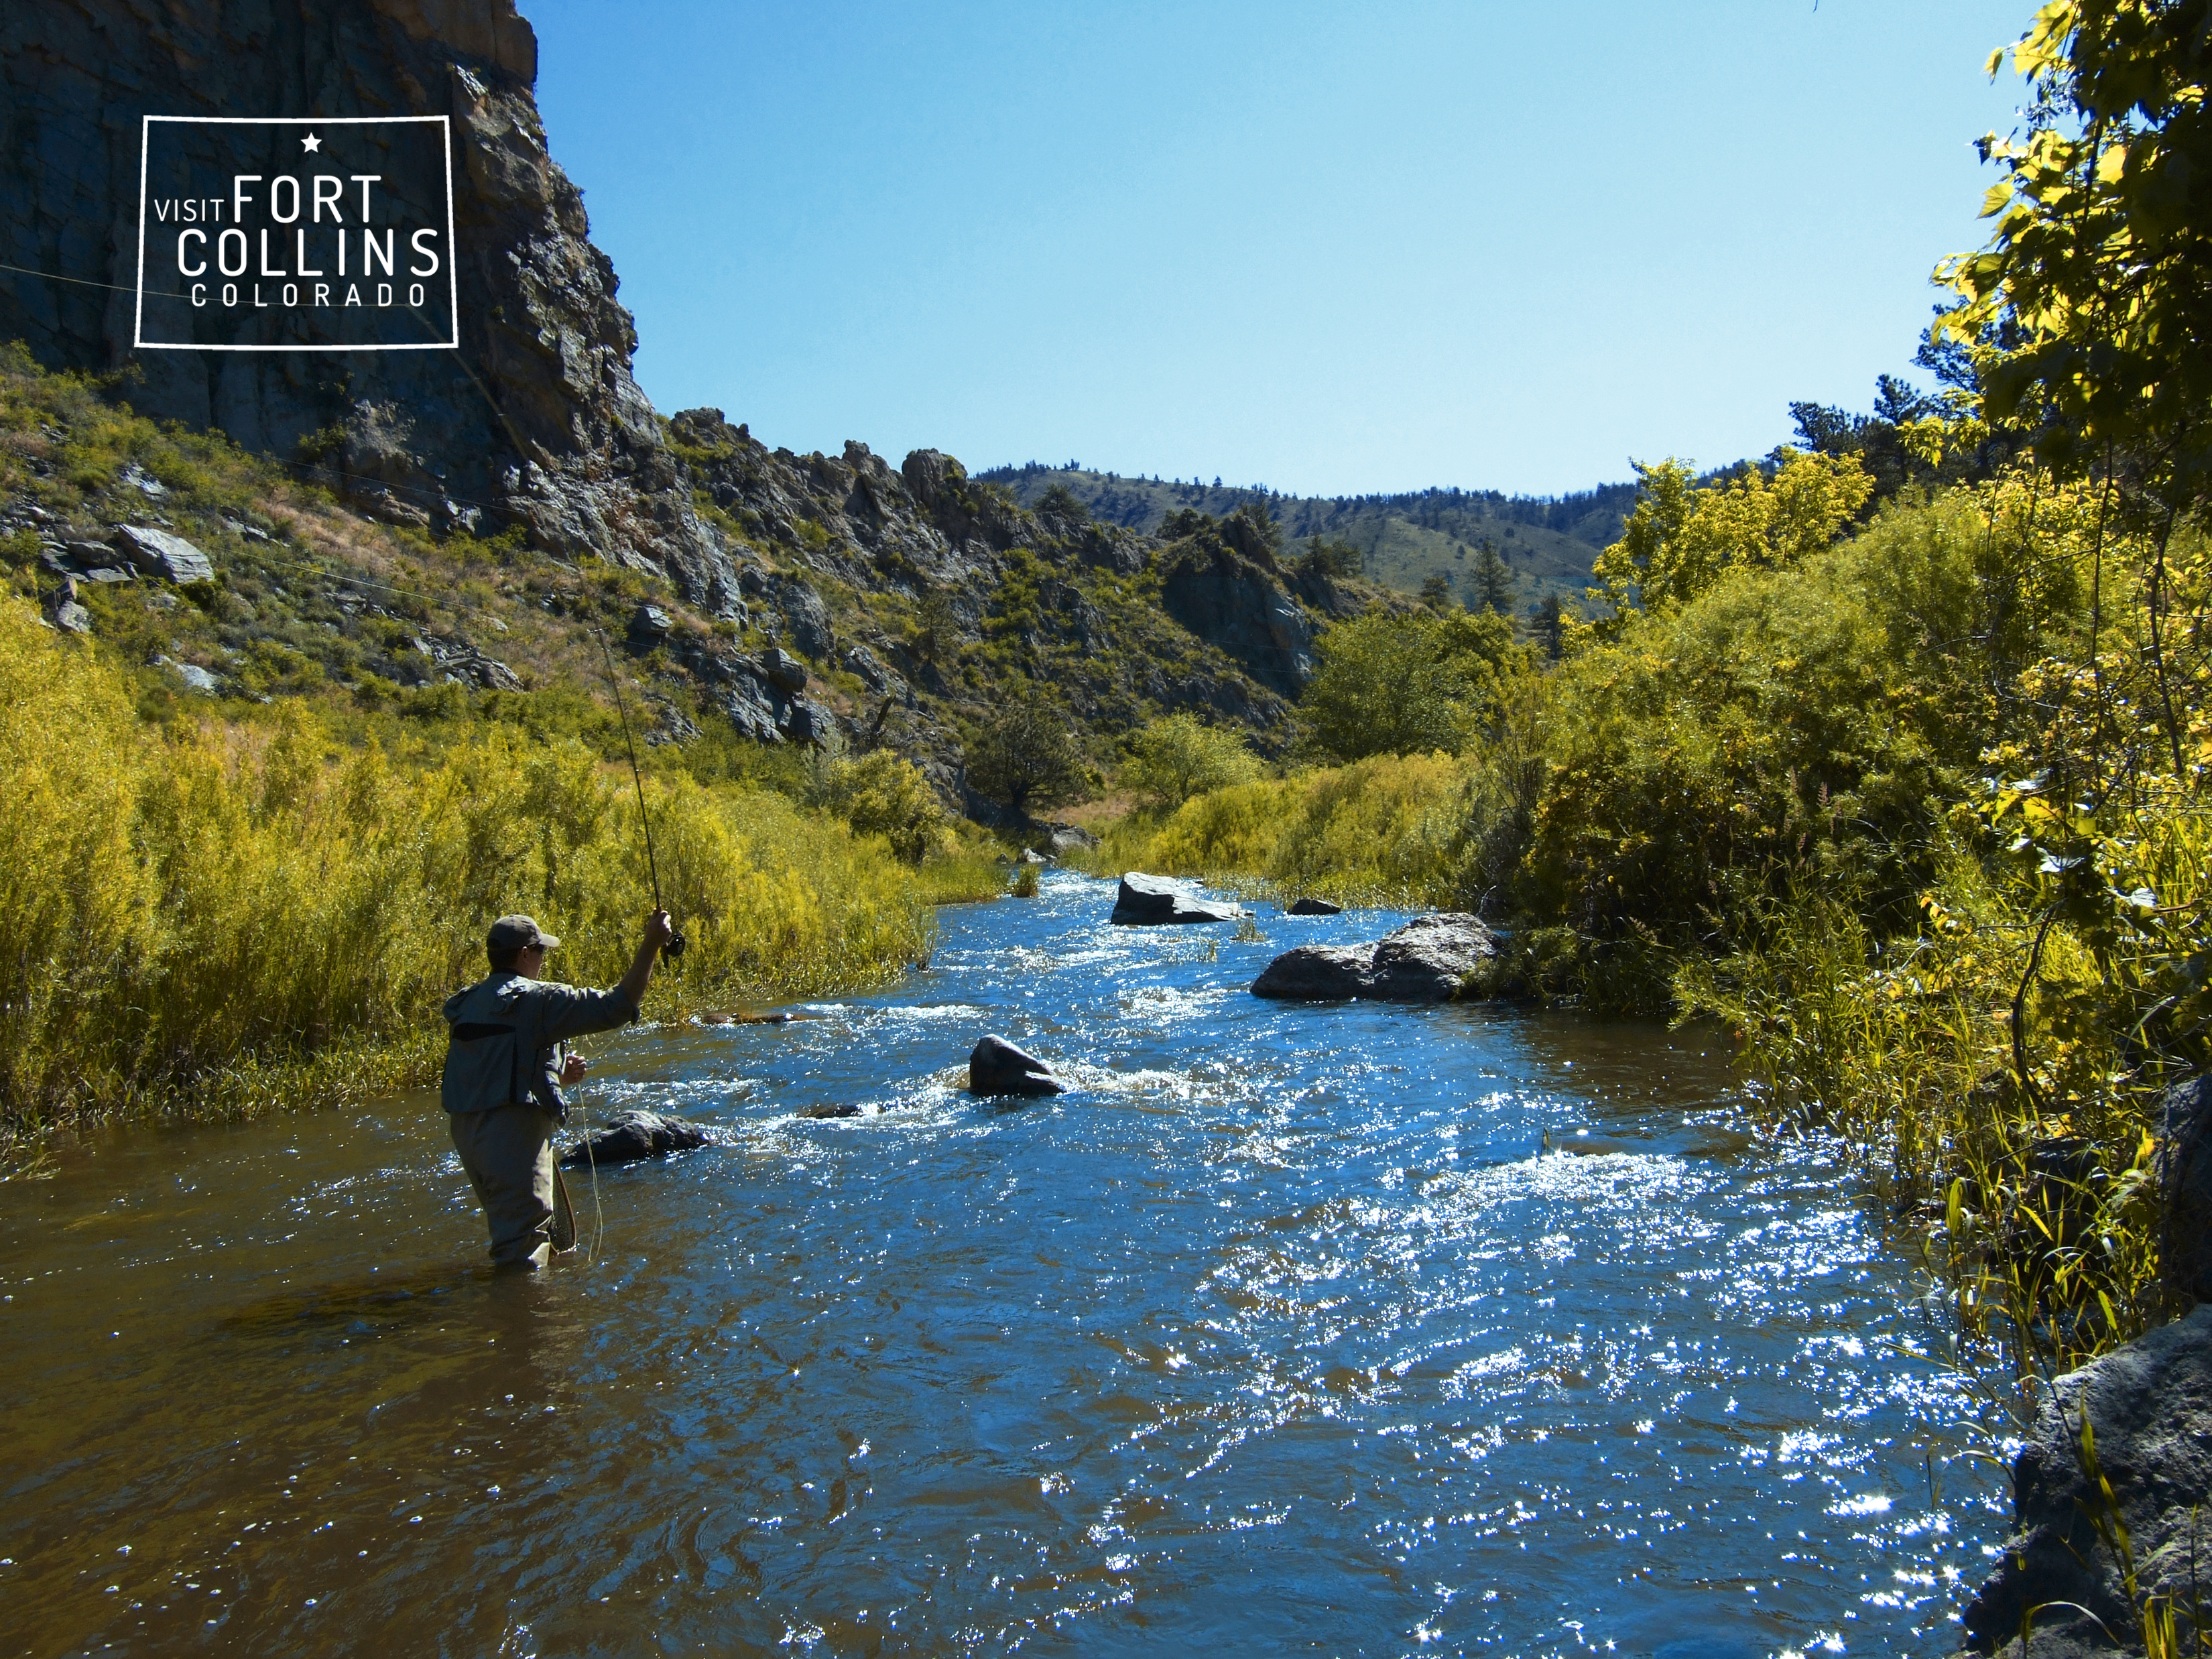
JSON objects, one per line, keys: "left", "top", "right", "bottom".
{"left": 1472, "top": 541, "right": 1516, "bottom": 615}
{"left": 1529, "top": 592, "right": 1566, "bottom": 662}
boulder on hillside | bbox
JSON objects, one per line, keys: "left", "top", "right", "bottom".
{"left": 969, "top": 1034, "right": 1064, "bottom": 1098}
{"left": 1251, "top": 913, "right": 1494, "bottom": 1003}
{"left": 1109, "top": 871, "right": 1245, "bottom": 926}
{"left": 115, "top": 524, "right": 212, "bottom": 583}
{"left": 44, "top": 574, "right": 91, "bottom": 635}
{"left": 1047, "top": 824, "right": 1099, "bottom": 857}
{"left": 1961, "top": 1302, "right": 2212, "bottom": 1656}
{"left": 559, "top": 1108, "right": 711, "bottom": 1168}
{"left": 1286, "top": 896, "right": 1342, "bottom": 916}
{"left": 760, "top": 645, "right": 808, "bottom": 692}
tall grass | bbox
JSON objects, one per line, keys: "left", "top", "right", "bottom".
{"left": 0, "top": 599, "right": 935, "bottom": 1149}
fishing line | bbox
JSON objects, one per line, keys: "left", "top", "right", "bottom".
{"left": 591, "top": 620, "right": 687, "bottom": 960}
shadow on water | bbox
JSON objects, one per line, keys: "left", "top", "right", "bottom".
{"left": 0, "top": 874, "right": 2006, "bottom": 1656}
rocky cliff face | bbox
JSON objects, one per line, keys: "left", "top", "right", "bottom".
{"left": 1, "top": 0, "right": 730, "bottom": 596}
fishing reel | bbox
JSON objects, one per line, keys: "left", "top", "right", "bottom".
{"left": 666, "top": 929, "right": 687, "bottom": 959}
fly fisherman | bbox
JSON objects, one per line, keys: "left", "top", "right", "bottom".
{"left": 442, "top": 910, "right": 675, "bottom": 1270}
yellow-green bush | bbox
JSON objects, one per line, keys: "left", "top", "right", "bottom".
{"left": 1076, "top": 751, "right": 1480, "bottom": 908}
{"left": 0, "top": 599, "right": 935, "bottom": 1146}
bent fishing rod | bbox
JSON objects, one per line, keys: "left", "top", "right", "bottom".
{"left": 593, "top": 622, "right": 686, "bottom": 959}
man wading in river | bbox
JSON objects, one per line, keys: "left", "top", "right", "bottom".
{"left": 442, "top": 910, "right": 675, "bottom": 1269}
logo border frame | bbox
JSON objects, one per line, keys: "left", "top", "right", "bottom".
{"left": 134, "top": 114, "right": 458, "bottom": 353}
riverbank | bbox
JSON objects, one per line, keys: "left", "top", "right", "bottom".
{"left": 0, "top": 598, "right": 1003, "bottom": 1156}
{"left": 1074, "top": 463, "right": 2209, "bottom": 1437}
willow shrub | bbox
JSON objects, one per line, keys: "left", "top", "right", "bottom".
{"left": 0, "top": 600, "right": 934, "bottom": 1144}
{"left": 1075, "top": 751, "right": 1484, "bottom": 910}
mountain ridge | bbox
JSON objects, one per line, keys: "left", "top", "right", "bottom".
{"left": 977, "top": 464, "right": 1636, "bottom": 611}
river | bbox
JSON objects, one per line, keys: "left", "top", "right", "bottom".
{"left": 2, "top": 872, "right": 2002, "bottom": 1656}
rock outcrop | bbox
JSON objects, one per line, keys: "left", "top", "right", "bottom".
{"left": 1155, "top": 509, "right": 1315, "bottom": 696}
{"left": 1286, "top": 896, "right": 1343, "bottom": 916}
{"left": 115, "top": 526, "right": 214, "bottom": 583}
{"left": 1962, "top": 1304, "right": 2212, "bottom": 1656}
{"left": 1109, "top": 872, "right": 1246, "bottom": 926}
{"left": 2158, "top": 1075, "right": 2212, "bottom": 1304}
{"left": 1251, "top": 914, "right": 1494, "bottom": 1002}
{"left": 559, "top": 1108, "right": 709, "bottom": 1168}
{"left": 968, "top": 1034, "right": 1064, "bottom": 1098}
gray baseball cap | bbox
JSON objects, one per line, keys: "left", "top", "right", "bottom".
{"left": 487, "top": 914, "right": 560, "bottom": 951}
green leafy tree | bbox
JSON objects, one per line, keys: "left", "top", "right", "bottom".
{"left": 1298, "top": 607, "right": 1519, "bottom": 761}
{"left": 1587, "top": 449, "right": 1873, "bottom": 632}
{"left": 1937, "top": 0, "right": 2212, "bottom": 518}
{"left": 1122, "top": 713, "right": 1261, "bottom": 809}
{"left": 812, "top": 751, "right": 948, "bottom": 863}
{"left": 964, "top": 687, "right": 1086, "bottom": 818}
{"left": 1472, "top": 541, "right": 1516, "bottom": 614}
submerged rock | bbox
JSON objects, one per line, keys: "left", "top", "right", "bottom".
{"left": 1251, "top": 913, "right": 1494, "bottom": 1003}
{"left": 1109, "top": 871, "right": 1245, "bottom": 926}
{"left": 559, "top": 1109, "right": 709, "bottom": 1168}
{"left": 969, "top": 1034, "right": 1064, "bottom": 1098}
{"left": 1962, "top": 1303, "right": 2212, "bottom": 1656}
{"left": 1286, "top": 896, "right": 1342, "bottom": 916}
{"left": 802, "top": 1102, "right": 860, "bottom": 1119}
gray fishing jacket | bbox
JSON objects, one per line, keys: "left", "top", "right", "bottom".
{"left": 439, "top": 971, "right": 637, "bottom": 1120}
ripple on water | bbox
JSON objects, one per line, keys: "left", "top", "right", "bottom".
{"left": 0, "top": 875, "right": 2004, "bottom": 1656}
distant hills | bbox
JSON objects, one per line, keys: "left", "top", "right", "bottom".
{"left": 977, "top": 464, "right": 1638, "bottom": 611}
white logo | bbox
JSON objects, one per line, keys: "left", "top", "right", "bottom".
{"left": 134, "top": 115, "right": 457, "bottom": 353}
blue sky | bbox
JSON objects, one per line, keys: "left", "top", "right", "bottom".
{"left": 527, "top": 1, "right": 2031, "bottom": 497}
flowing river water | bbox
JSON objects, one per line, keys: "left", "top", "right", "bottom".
{"left": 3, "top": 873, "right": 2005, "bottom": 1656}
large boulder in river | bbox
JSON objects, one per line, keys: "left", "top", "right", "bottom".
{"left": 1251, "top": 913, "right": 1494, "bottom": 1003}
{"left": 1109, "top": 872, "right": 1245, "bottom": 926}
{"left": 1961, "top": 1302, "right": 2212, "bottom": 1656}
{"left": 560, "top": 1109, "right": 710, "bottom": 1168}
{"left": 969, "top": 1034, "right": 1064, "bottom": 1098}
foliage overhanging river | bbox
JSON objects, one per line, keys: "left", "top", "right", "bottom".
{"left": 3, "top": 873, "right": 2006, "bottom": 1656}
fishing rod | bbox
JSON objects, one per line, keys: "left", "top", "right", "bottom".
{"left": 592, "top": 621, "right": 686, "bottom": 959}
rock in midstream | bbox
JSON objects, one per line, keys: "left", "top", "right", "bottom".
{"left": 1108, "top": 871, "right": 1245, "bottom": 926}
{"left": 1286, "top": 896, "right": 1342, "bottom": 916}
{"left": 969, "top": 1034, "right": 1064, "bottom": 1098}
{"left": 560, "top": 1109, "right": 710, "bottom": 1168}
{"left": 1250, "top": 913, "right": 1495, "bottom": 1002}
{"left": 1961, "top": 1300, "right": 2212, "bottom": 1657}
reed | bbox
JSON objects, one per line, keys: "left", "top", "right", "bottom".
{"left": 0, "top": 599, "right": 936, "bottom": 1151}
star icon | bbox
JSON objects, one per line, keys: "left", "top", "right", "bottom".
{"left": 302, "top": 132, "right": 322, "bottom": 153}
